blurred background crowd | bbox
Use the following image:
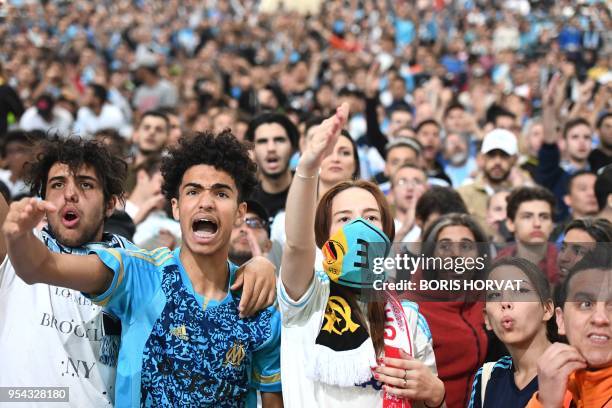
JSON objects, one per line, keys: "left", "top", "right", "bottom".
{"left": 0, "top": 0, "right": 611, "bottom": 249}
{"left": 1, "top": 2, "right": 612, "bottom": 407}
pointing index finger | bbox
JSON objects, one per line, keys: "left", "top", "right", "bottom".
{"left": 36, "top": 200, "right": 58, "bottom": 213}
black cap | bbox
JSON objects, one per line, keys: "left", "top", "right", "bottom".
{"left": 245, "top": 200, "right": 271, "bottom": 236}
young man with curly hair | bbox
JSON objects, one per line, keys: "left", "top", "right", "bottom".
{"left": 2, "top": 132, "right": 282, "bottom": 407}
{"left": 0, "top": 138, "right": 135, "bottom": 406}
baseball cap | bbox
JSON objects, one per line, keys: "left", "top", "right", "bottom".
{"left": 245, "top": 200, "right": 271, "bottom": 235}
{"left": 481, "top": 128, "right": 518, "bottom": 155}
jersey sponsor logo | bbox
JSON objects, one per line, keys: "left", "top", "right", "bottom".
{"left": 223, "top": 341, "right": 246, "bottom": 367}
{"left": 322, "top": 295, "right": 360, "bottom": 335}
{"left": 169, "top": 325, "right": 189, "bottom": 341}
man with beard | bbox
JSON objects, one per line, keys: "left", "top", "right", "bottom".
{"left": 458, "top": 129, "right": 519, "bottom": 232}
{"left": 442, "top": 132, "right": 477, "bottom": 187}
{"left": 132, "top": 110, "right": 170, "bottom": 167}
{"left": 0, "top": 138, "right": 278, "bottom": 406}
{"left": 245, "top": 112, "right": 299, "bottom": 220}
{"left": 2, "top": 132, "right": 281, "bottom": 407}
{"left": 126, "top": 110, "right": 170, "bottom": 192}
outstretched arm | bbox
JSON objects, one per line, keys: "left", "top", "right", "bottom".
{"left": 3, "top": 197, "right": 112, "bottom": 294}
{"left": 281, "top": 103, "right": 349, "bottom": 301}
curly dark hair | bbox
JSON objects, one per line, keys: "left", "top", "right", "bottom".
{"left": 506, "top": 185, "right": 556, "bottom": 221}
{"left": 161, "top": 130, "right": 258, "bottom": 202}
{"left": 26, "top": 137, "right": 128, "bottom": 204}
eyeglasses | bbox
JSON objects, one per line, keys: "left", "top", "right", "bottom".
{"left": 396, "top": 178, "right": 425, "bottom": 188}
{"left": 242, "top": 217, "right": 267, "bottom": 230}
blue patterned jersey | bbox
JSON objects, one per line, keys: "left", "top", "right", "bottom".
{"left": 86, "top": 246, "right": 281, "bottom": 408}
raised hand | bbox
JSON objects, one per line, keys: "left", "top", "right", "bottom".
{"left": 542, "top": 73, "right": 561, "bottom": 144}
{"left": 365, "top": 62, "right": 381, "bottom": 98}
{"left": 244, "top": 226, "right": 266, "bottom": 258}
{"left": 3, "top": 197, "right": 57, "bottom": 241}
{"left": 299, "top": 102, "right": 350, "bottom": 173}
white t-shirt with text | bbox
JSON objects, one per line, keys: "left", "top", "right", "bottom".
{"left": 0, "top": 236, "right": 116, "bottom": 407}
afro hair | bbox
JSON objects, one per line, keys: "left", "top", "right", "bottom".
{"left": 161, "top": 130, "right": 258, "bottom": 202}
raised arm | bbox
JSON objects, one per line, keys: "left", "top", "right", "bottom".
{"left": 281, "top": 103, "right": 349, "bottom": 301}
{"left": 364, "top": 62, "right": 388, "bottom": 158}
{"left": 3, "top": 197, "right": 112, "bottom": 294}
{"left": 542, "top": 72, "right": 563, "bottom": 145}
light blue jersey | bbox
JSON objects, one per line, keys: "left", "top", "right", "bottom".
{"left": 86, "top": 247, "right": 281, "bottom": 407}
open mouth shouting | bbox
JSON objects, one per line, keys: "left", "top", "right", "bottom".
{"left": 61, "top": 207, "right": 80, "bottom": 228}
{"left": 265, "top": 155, "right": 281, "bottom": 172}
{"left": 191, "top": 216, "right": 219, "bottom": 243}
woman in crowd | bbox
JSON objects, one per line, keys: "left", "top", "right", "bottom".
{"left": 317, "top": 128, "right": 360, "bottom": 198}
{"left": 405, "top": 213, "right": 491, "bottom": 408}
{"left": 468, "top": 257, "right": 554, "bottom": 407}
{"left": 278, "top": 104, "right": 446, "bottom": 407}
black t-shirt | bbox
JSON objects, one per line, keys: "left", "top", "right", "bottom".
{"left": 250, "top": 183, "right": 290, "bottom": 223}
{"left": 589, "top": 148, "right": 612, "bottom": 173}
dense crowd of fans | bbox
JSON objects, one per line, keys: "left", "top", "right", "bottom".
{"left": 0, "top": 0, "right": 611, "bottom": 407}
